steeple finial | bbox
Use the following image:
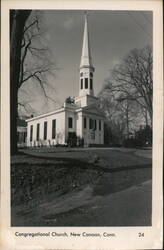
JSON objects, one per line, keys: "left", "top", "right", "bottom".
{"left": 80, "top": 13, "right": 93, "bottom": 68}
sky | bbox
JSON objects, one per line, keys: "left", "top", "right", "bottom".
{"left": 20, "top": 10, "right": 152, "bottom": 116}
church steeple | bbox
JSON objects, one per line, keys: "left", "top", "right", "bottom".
{"left": 79, "top": 13, "right": 95, "bottom": 97}
{"left": 80, "top": 14, "right": 93, "bottom": 68}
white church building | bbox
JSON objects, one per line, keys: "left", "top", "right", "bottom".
{"left": 26, "top": 15, "right": 105, "bottom": 147}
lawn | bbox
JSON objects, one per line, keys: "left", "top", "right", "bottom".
{"left": 11, "top": 147, "right": 152, "bottom": 226}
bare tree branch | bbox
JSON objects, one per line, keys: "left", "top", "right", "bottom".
{"left": 23, "top": 19, "right": 38, "bottom": 34}
{"left": 18, "top": 12, "right": 57, "bottom": 116}
{"left": 104, "top": 46, "right": 152, "bottom": 121}
{"left": 98, "top": 46, "right": 152, "bottom": 142}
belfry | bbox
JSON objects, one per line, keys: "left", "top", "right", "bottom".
{"left": 26, "top": 14, "right": 104, "bottom": 147}
{"left": 75, "top": 14, "right": 97, "bottom": 108}
{"left": 79, "top": 14, "right": 94, "bottom": 97}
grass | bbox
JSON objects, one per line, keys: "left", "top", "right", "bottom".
{"left": 11, "top": 147, "right": 152, "bottom": 226}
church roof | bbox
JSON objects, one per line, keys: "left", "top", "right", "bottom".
{"left": 26, "top": 107, "right": 65, "bottom": 122}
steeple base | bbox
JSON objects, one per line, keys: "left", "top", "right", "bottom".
{"left": 75, "top": 94, "right": 98, "bottom": 108}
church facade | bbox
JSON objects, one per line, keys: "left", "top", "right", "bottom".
{"left": 26, "top": 15, "right": 104, "bottom": 147}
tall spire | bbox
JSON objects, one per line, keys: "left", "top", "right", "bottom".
{"left": 78, "top": 13, "right": 95, "bottom": 97}
{"left": 80, "top": 13, "right": 93, "bottom": 68}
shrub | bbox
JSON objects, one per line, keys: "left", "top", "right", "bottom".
{"left": 123, "top": 138, "right": 143, "bottom": 148}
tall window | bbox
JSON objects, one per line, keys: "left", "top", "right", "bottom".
{"left": 44, "top": 121, "right": 47, "bottom": 140}
{"left": 85, "top": 78, "right": 88, "bottom": 89}
{"left": 81, "top": 79, "right": 83, "bottom": 89}
{"left": 68, "top": 117, "right": 73, "bottom": 128}
{"left": 99, "top": 120, "right": 101, "bottom": 131}
{"left": 90, "top": 78, "right": 93, "bottom": 90}
{"left": 17, "top": 132, "right": 20, "bottom": 143}
{"left": 36, "top": 123, "right": 40, "bottom": 141}
{"left": 84, "top": 117, "right": 87, "bottom": 129}
{"left": 89, "top": 118, "right": 93, "bottom": 129}
{"left": 30, "top": 125, "right": 33, "bottom": 141}
{"left": 89, "top": 119, "right": 97, "bottom": 130}
{"left": 94, "top": 120, "right": 97, "bottom": 130}
{"left": 52, "top": 119, "right": 56, "bottom": 139}
{"left": 23, "top": 132, "right": 27, "bottom": 143}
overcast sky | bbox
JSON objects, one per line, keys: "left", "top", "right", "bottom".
{"left": 20, "top": 10, "right": 152, "bottom": 115}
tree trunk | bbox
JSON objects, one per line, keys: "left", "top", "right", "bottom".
{"left": 10, "top": 10, "right": 31, "bottom": 155}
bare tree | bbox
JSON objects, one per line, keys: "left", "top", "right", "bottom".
{"left": 98, "top": 88, "right": 143, "bottom": 144}
{"left": 104, "top": 46, "right": 153, "bottom": 124}
{"left": 10, "top": 10, "right": 57, "bottom": 154}
{"left": 10, "top": 10, "right": 31, "bottom": 155}
{"left": 18, "top": 11, "right": 56, "bottom": 116}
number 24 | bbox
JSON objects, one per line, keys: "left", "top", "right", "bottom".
{"left": 138, "top": 232, "right": 144, "bottom": 237}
